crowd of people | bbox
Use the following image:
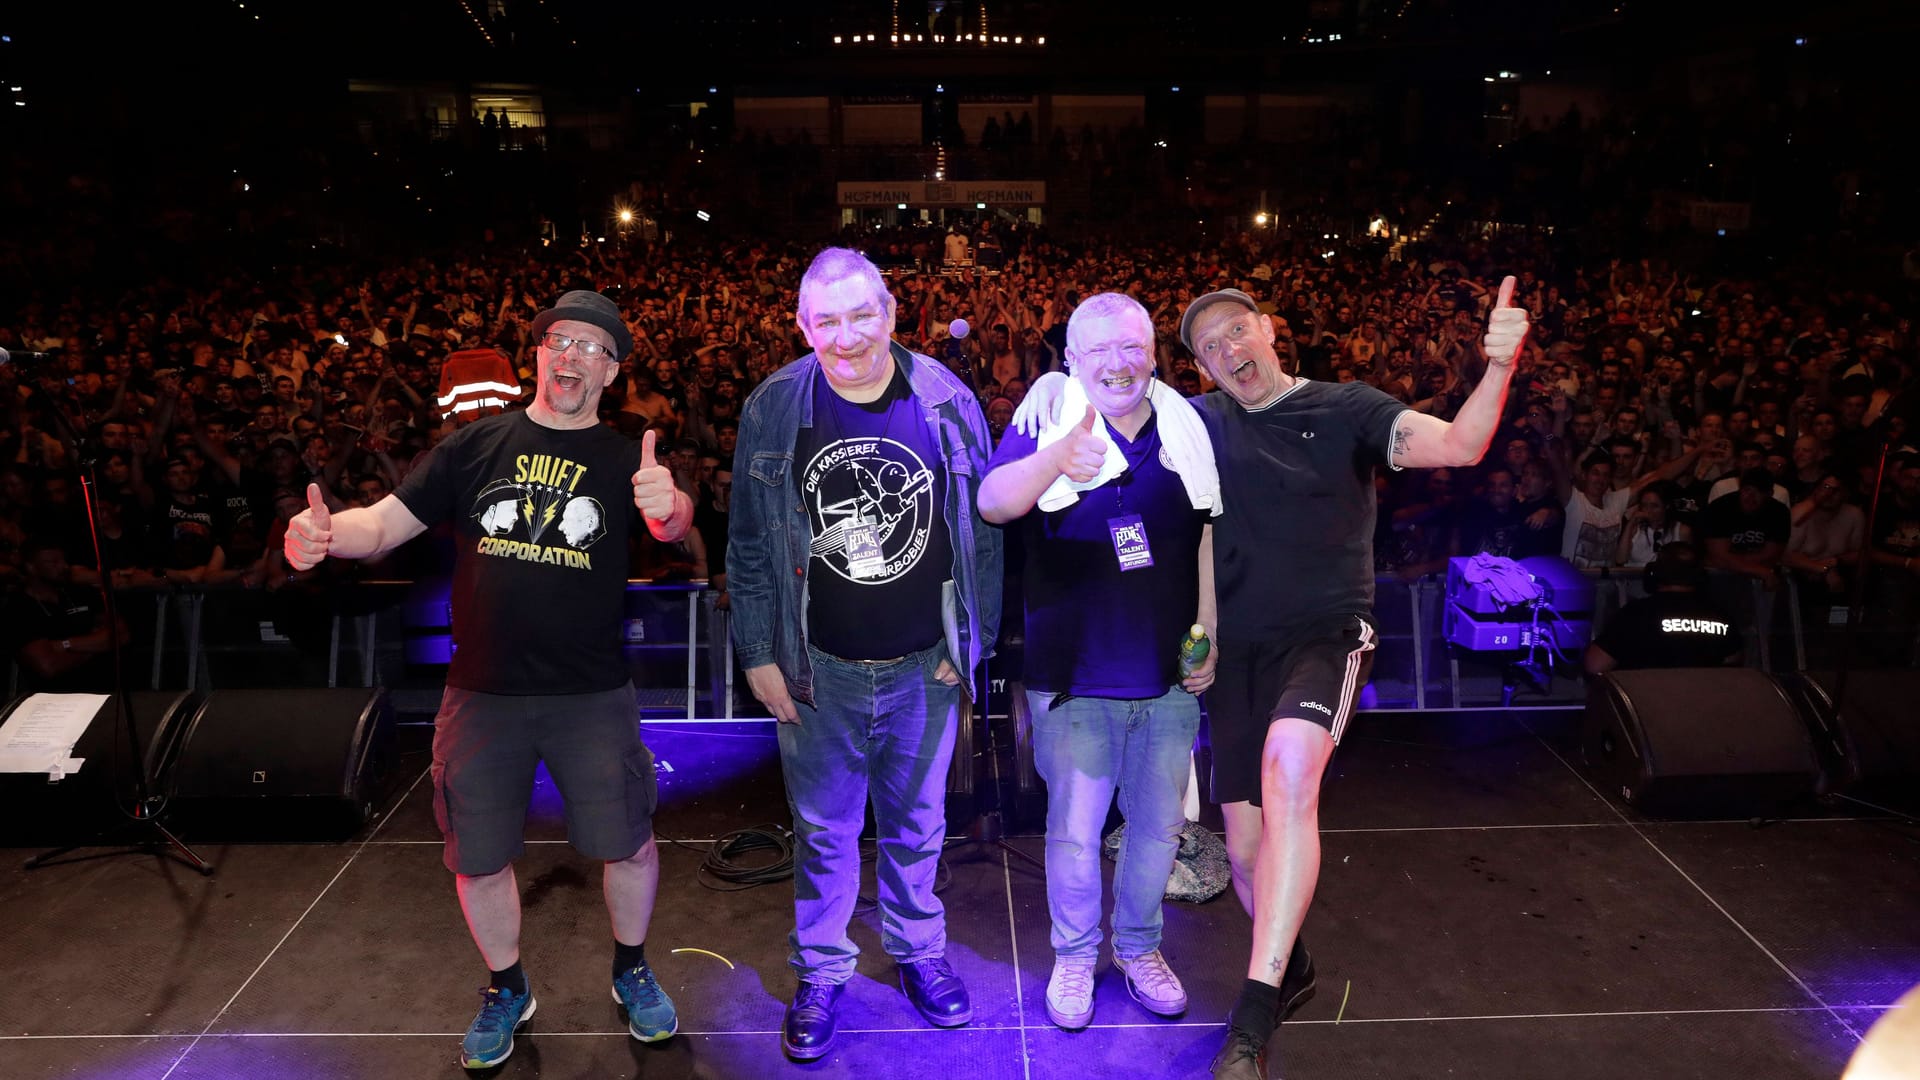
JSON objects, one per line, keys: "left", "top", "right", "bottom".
{"left": 5, "top": 170, "right": 1916, "bottom": 1080}
{"left": 4, "top": 212, "right": 1919, "bottom": 685}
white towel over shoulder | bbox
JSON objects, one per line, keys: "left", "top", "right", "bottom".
{"left": 1035, "top": 378, "right": 1222, "bottom": 516}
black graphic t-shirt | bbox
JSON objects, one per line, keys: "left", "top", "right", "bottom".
{"left": 395, "top": 411, "right": 641, "bottom": 694}
{"left": 151, "top": 493, "right": 226, "bottom": 570}
{"left": 1874, "top": 496, "right": 1920, "bottom": 559}
{"left": 795, "top": 367, "right": 951, "bottom": 660}
{"left": 1703, "top": 492, "right": 1790, "bottom": 554}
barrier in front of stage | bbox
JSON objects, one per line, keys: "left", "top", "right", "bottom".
{"left": 9, "top": 568, "right": 1916, "bottom": 718}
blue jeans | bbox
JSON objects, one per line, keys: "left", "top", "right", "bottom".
{"left": 780, "top": 644, "right": 960, "bottom": 983}
{"left": 1029, "top": 686, "right": 1200, "bottom": 960}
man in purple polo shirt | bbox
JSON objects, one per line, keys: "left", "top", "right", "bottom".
{"left": 979, "top": 292, "right": 1220, "bottom": 1031}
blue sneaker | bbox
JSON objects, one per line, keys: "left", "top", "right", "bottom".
{"left": 612, "top": 963, "right": 679, "bottom": 1043}
{"left": 460, "top": 984, "right": 536, "bottom": 1069}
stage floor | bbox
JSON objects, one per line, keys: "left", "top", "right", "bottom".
{"left": 3, "top": 709, "right": 1913, "bottom": 1079}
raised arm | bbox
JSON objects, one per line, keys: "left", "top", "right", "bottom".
{"left": 191, "top": 416, "right": 245, "bottom": 488}
{"left": 1389, "top": 276, "right": 1528, "bottom": 469}
{"left": 1625, "top": 443, "right": 1705, "bottom": 497}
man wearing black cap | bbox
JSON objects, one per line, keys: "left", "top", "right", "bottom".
{"left": 1702, "top": 466, "right": 1791, "bottom": 666}
{"left": 283, "top": 289, "right": 695, "bottom": 1069}
{"left": 1014, "top": 279, "right": 1529, "bottom": 1080}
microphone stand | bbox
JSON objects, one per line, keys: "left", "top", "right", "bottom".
{"left": 21, "top": 384, "right": 212, "bottom": 874}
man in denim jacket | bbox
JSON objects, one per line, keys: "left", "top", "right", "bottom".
{"left": 728, "top": 247, "right": 1003, "bottom": 1061}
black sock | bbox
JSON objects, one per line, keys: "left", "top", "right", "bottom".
{"left": 1229, "top": 978, "right": 1281, "bottom": 1036}
{"left": 489, "top": 960, "right": 527, "bottom": 997}
{"left": 614, "top": 940, "right": 647, "bottom": 979}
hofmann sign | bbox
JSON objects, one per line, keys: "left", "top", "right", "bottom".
{"left": 838, "top": 181, "right": 1047, "bottom": 207}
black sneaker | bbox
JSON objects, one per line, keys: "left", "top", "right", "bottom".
{"left": 1210, "top": 1025, "right": 1269, "bottom": 1080}
{"left": 1279, "top": 937, "right": 1316, "bottom": 1020}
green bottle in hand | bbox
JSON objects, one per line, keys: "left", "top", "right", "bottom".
{"left": 1177, "top": 624, "right": 1211, "bottom": 677}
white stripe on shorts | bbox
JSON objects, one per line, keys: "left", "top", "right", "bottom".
{"left": 1328, "top": 617, "right": 1377, "bottom": 744}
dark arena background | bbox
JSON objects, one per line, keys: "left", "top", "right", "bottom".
{"left": 1, "top": 2, "right": 1918, "bottom": 1078}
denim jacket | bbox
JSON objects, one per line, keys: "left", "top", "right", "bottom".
{"left": 727, "top": 342, "right": 1004, "bottom": 706}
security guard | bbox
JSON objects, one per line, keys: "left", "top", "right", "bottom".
{"left": 1585, "top": 544, "right": 1743, "bottom": 673}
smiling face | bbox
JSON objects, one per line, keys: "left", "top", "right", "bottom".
{"left": 1189, "top": 301, "right": 1287, "bottom": 409}
{"left": 798, "top": 274, "right": 898, "bottom": 403}
{"left": 1066, "top": 302, "right": 1155, "bottom": 425}
{"left": 532, "top": 318, "right": 619, "bottom": 427}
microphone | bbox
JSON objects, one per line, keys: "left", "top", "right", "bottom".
{"left": 0, "top": 346, "right": 59, "bottom": 366}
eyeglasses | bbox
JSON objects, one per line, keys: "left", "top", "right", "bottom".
{"left": 540, "top": 332, "right": 610, "bottom": 360}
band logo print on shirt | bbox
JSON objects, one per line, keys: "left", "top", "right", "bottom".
{"left": 802, "top": 437, "right": 935, "bottom": 584}
{"left": 467, "top": 453, "right": 606, "bottom": 570}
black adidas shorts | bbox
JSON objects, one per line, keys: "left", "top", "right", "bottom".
{"left": 1205, "top": 615, "right": 1377, "bottom": 807}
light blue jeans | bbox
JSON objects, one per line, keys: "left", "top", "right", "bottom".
{"left": 1028, "top": 686, "right": 1200, "bottom": 960}
{"left": 779, "top": 644, "right": 959, "bottom": 983}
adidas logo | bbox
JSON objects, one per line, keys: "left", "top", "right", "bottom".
{"left": 1298, "top": 701, "right": 1333, "bottom": 716}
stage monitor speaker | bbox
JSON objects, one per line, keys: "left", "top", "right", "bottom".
{"left": 1583, "top": 668, "right": 1819, "bottom": 813}
{"left": 167, "top": 687, "right": 395, "bottom": 837}
{"left": 0, "top": 690, "right": 202, "bottom": 843}
{"left": 1784, "top": 670, "right": 1920, "bottom": 794}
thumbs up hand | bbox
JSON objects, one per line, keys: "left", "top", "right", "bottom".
{"left": 1483, "top": 275, "right": 1530, "bottom": 368}
{"left": 285, "top": 482, "right": 333, "bottom": 571}
{"left": 632, "top": 429, "right": 679, "bottom": 523}
{"left": 1052, "top": 405, "right": 1110, "bottom": 484}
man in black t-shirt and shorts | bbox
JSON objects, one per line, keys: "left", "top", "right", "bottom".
{"left": 1016, "top": 277, "right": 1529, "bottom": 1079}
{"left": 284, "top": 290, "right": 695, "bottom": 1070}
{"left": 1183, "top": 282, "right": 1529, "bottom": 1079}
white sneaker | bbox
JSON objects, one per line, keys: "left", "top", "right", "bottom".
{"left": 1044, "top": 955, "right": 1098, "bottom": 1029}
{"left": 1114, "top": 949, "right": 1188, "bottom": 1016}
